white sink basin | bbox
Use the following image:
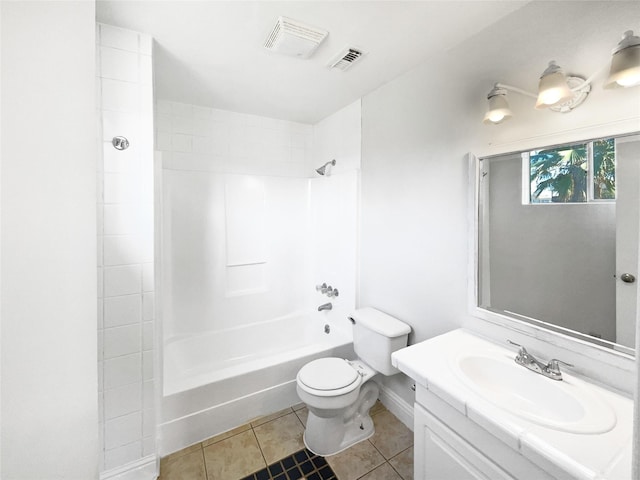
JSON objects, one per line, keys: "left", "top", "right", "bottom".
{"left": 453, "top": 353, "right": 617, "bottom": 434}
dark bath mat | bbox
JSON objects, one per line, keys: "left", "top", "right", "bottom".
{"left": 240, "top": 448, "right": 338, "bottom": 480}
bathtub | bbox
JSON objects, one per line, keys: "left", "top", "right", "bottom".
{"left": 160, "top": 311, "right": 355, "bottom": 455}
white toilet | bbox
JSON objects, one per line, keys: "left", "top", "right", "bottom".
{"left": 296, "top": 307, "right": 411, "bottom": 456}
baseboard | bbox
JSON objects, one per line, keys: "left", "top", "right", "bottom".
{"left": 99, "top": 455, "right": 158, "bottom": 480}
{"left": 378, "top": 383, "right": 414, "bottom": 431}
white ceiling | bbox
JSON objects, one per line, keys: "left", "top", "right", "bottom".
{"left": 96, "top": 1, "right": 530, "bottom": 124}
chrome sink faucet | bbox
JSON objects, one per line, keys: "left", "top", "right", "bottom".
{"left": 507, "top": 340, "right": 573, "bottom": 381}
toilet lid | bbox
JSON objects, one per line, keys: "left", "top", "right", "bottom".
{"left": 298, "top": 358, "right": 360, "bottom": 391}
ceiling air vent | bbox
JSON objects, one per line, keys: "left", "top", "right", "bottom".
{"left": 263, "top": 16, "right": 328, "bottom": 59}
{"left": 328, "top": 47, "right": 365, "bottom": 71}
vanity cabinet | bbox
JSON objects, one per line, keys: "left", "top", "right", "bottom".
{"left": 414, "top": 386, "right": 557, "bottom": 480}
{"left": 415, "top": 403, "right": 512, "bottom": 480}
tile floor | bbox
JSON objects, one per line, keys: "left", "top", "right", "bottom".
{"left": 159, "top": 401, "right": 414, "bottom": 480}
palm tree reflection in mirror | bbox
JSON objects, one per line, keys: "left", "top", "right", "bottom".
{"left": 529, "top": 138, "right": 615, "bottom": 204}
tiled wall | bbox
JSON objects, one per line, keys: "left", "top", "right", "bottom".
{"left": 156, "top": 100, "right": 314, "bottom": 177}
{"left": 313, "top": 100, "right": 361, "bottom": 174}
{"left": 96, "top": 24, "right": 156, "bottom": 476}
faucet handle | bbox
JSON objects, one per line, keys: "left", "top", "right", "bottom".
{"left": 316, "top": 282, "right": 327, "bottom": 292}
{"left": 547, "top": 358, "right": 574, "bottom": 372}
{"left": 507, "top": 339, "right": 526, "bottom": 352}
{"left": 545, "top": 358, "right": 573, "bottom": 380}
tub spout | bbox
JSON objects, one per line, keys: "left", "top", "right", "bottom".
{"left": 318, "top": 302, "right": 333, "bottom": 312}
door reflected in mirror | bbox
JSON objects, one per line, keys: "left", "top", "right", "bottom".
{"left": 478, "top": 134, "right": 640, "bottom": 355}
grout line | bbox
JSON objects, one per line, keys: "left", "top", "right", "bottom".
{"left": 367, "top": 437, "right": 386, "bottom": 458}
{"left": 251, "top": 426, "right": 269, "bottom": 470}
{"left": 387, "top": 459, "right": 405, "bottom": 480}
{"left": 200, "top": 445, "right": 208, "bottom": 479}
{"left": 293, "top": 409, "right": 306, "bottom": 429}
{"left": 354, "top": 460, "right": 389, "bottom": 480}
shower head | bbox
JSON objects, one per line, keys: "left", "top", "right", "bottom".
{"left": 315, "top": 159, "right": 336, "bottom": 176}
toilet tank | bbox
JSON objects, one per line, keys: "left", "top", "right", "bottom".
{"left": 350, "top": 307, "right": 411, "bottom": 376}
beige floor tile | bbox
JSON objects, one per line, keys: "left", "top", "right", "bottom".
{"left": 326, "top": 440, "right": 385, "bottom": 480}
{"left": 160, "top": 449, "right": 207, "bottom": 480}
{"left": 294, "top": 407, "right": 309, "bottom": 427}
{"left": 389, "top": 446, "right": 414, "bottom": 480}
{"left": 161, "top": 444, "right": 203, "bottom": 470}
{"left": 253, "top": 412, "right": 305, "bottom": 464}
{"left": 369, "top": 410, "right": 413, "bottom": 459}
{"left": 292, "top": 402, "right": 306, "bottom": 411}
{"left": 250, "top": 407, "right": 293, "bottom": 427}
{"left": 370, "top": 400, "right": 387, "bottom": 417}
{"left": 203, "top": 430, "right": 266, "bottom": 480}
{"left": 359, "top": 462, "right": 403, "bottom": 480}
{"left": 202, "top": 423, "right": 252, "bottom": 447}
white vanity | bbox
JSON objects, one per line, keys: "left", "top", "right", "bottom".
{"left": 391, "top": 329, "right": 633, "bottom": 480}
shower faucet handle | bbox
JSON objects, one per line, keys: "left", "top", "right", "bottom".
{"left": 316, "top": 283, "right": 338, "bottom": 297}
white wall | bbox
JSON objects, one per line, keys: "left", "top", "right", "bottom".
{"left": 96, "top": 24, "right": 157, "bottom": 476}
{"left": 361, "top": 53, "right": 476, "bottom": 402}
{"left": 1, "top": 2, "right": 98, "bottom": 478}
{"left": 359, "top": 1, "right": 640, "bottom": 403}
{"left": 0, "top": 3, "right": 4, "bottom": 476}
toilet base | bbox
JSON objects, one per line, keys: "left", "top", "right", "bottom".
{"left": 302, "top": 381, "right": 379, "bottom": 456}
{"left": 303, "top": 412, "right": 374, "bottom": 457}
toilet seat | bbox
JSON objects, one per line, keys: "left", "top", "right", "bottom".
{"left": 297, "top": 358, "right": 362, "bottom": 397}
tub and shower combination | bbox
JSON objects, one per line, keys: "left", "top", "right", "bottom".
{"left": 161, "top": 311, "right": 354, "bottom": 454}
{"left": 159, "top": 168, "right": 359, "bottom": 455}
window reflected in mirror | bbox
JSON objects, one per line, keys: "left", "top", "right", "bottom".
{"left": 527, "top": 138, "right": 616, "bottom": 204}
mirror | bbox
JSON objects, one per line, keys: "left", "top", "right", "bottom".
{"left": 477, "top": 133, "right": 640, "bottom": 355}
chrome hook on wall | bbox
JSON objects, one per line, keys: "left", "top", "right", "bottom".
{"left": 112, "top": 136, "right": 130, "bottom": 151}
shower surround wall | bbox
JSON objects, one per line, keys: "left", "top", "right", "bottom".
{"left": 157, "top": 102, "right": 315, "bottom": 339}
{"left": 96, "top": 24, "right": 157, "bottom": 478}
{"left": 157, "top": 99, "right": 361, "bottom": 339}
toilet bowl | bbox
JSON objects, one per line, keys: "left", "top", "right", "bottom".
{"left": 296, "top": 358, "right": 379, "bottom": 456}
{"left": 295, "top": 307, "right": 411, "bottom": 456}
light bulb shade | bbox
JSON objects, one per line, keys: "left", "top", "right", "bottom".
{"left": 483, "top": 87, "right": 512, "bottom": 124}
{"left": 605, "top": 31, "right": 640, "bottom": 88}
{"left": 535, "top": 61, "right": 574, "bottom": 109}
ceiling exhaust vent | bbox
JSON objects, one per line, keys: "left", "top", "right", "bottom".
{"left": 328, "top": 47, "right": 365, "bottom": 71}
{"left": 263, "top": 16, "right": 328, "bottom": 59}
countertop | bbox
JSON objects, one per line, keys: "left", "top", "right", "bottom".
{"left": 391, "top": 329, "right": 633, "bottom": 480}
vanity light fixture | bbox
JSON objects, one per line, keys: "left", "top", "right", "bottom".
{"left": 484, "top": 30, "right": 640, "bottom": 125}
{"left": 604, "top": 30, "right": 640, "bottom": 88}
{"left": 482, "top": 86, "right": 512, "bottom": 124}
{"left": 534, "top": 61, "right": 576, "bottom": 109}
